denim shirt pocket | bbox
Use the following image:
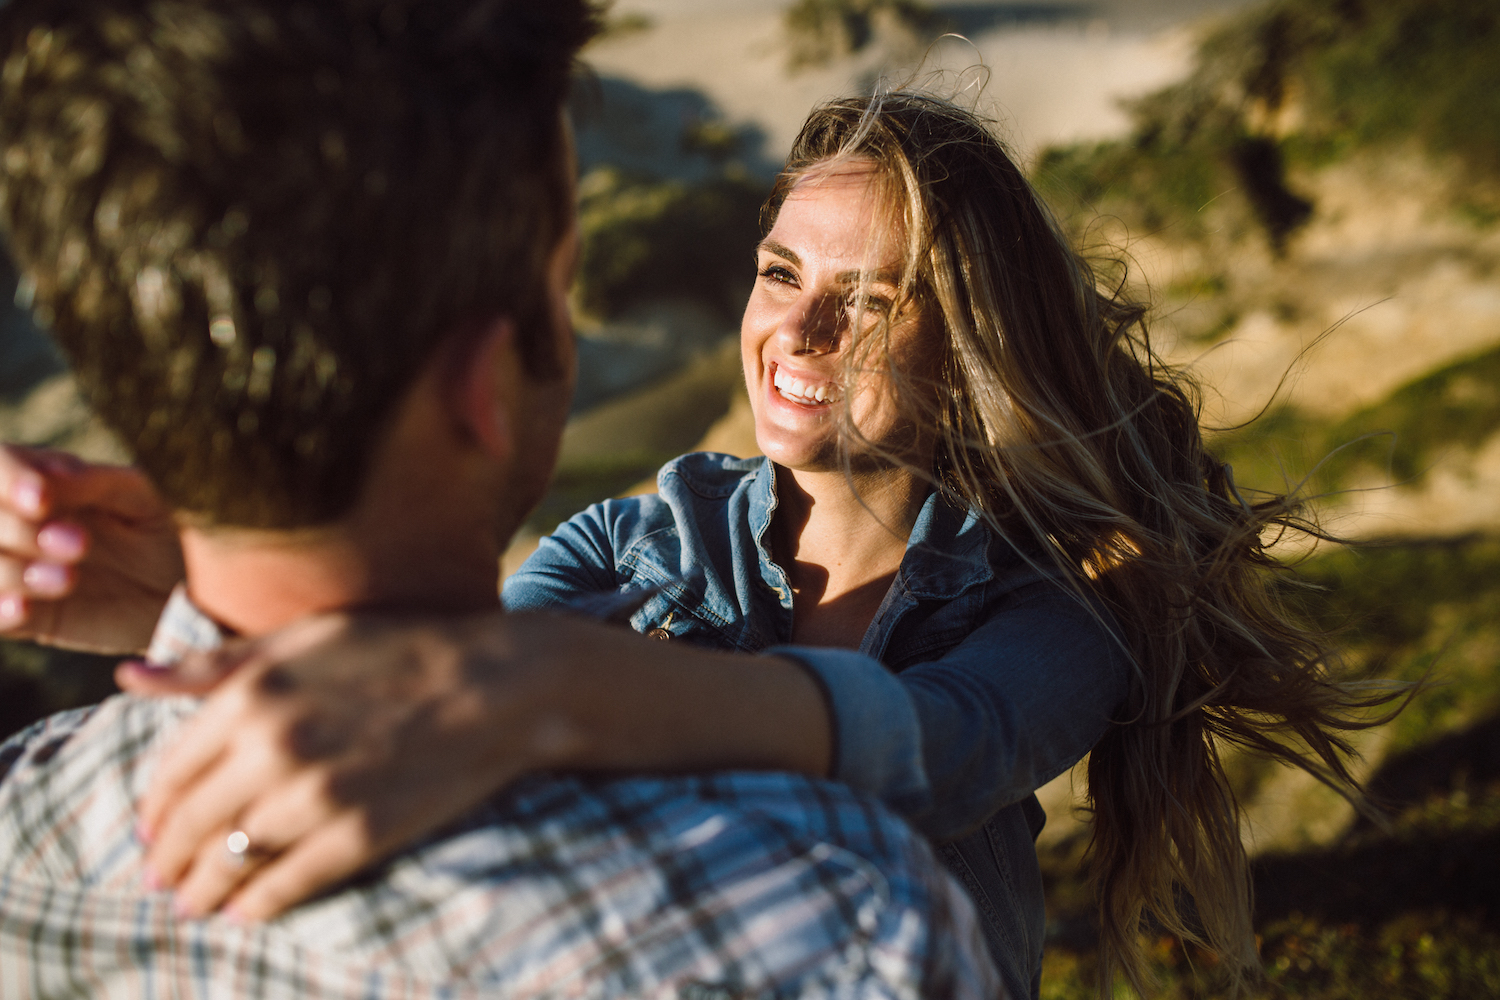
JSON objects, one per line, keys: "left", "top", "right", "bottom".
{"left": 617, "top": 529, "right": 744, "bottom": 648}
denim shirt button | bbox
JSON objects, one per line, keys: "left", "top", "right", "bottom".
{"left": 647, "top": 628, "right": 672, "bottom": 641}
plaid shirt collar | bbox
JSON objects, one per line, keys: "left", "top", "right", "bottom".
{"left": 139, "top": 582, "right": 232, "bottom": 665}
{"left": 0, "top": 589, "right": 1003, "bottom": 999}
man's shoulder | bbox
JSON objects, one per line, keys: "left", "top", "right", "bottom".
{"left": 0, "top": 694, "right": 196, "bottom": 885}
{"left": 0, "top": 703, "right": 101, "bottom": 783}
{"left": 277, "top": 768, "right": 993, "bottom": 995}
{"left": 0, "top": 713, "right": 998, "bottom": 997}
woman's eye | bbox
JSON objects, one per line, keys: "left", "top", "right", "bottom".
{"left": 759, "top": 264, "right": 797, "bottom": 286}
{"left": 844, "top": 293, "right": 891, "bottom": 321}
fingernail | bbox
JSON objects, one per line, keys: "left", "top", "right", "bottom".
{"left": 135, "top": 817, "right": 156, "bottom": 844}
{"left": 0, "top": 595, "right": 21, "bottom": 627}
{"left": 22, "top": 561, "right": 68, "bottom": 597}
{"left": 124, "top": 658, "right": 174, "bottom": 674}
{"left": 223, "top": 904, "right": 246, "bottom": 925}
{"left": 173, "top": 895, "right": 199, "bottom": 919}
{"left": 142, "top": 866, "right": 160, "bottom": 892}
{"left": 11, "top": 477, "right": 41, "bottom": 516}
{"left": 37, "top": 523, "right": 85, "bottom": 561}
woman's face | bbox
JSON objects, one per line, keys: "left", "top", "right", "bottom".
{"left": 741, "top": 161, "right": 932, "bottom": 475}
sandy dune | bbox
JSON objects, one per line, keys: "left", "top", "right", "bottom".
{"left": 591, "top": 0, "right": 1259, "bottom": 164}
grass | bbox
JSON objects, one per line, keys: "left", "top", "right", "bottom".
{"left": 1206, "top": 344, "right": 1500, "bottom": 502}
{"left": 1039, "top": 534, "right": 1500, "bottom": 997}
{"left": 526, "top": 340, "right": 745, "bottom": 534}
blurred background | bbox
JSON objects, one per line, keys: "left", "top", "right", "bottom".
{"left": 3, "top": 0, "right": 1498, "bottom": 994}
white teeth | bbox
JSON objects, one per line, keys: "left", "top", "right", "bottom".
{"left": 772, "top": 367, "right": 840, "bottom": 404}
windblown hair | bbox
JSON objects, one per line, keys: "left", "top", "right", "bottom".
{"left": 770, "top": 92, "right": 1394, "bottom": 995}
{"left": 0, "top": 0, "right": 600, "bottom": 528}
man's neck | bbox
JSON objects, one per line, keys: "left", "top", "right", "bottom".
{"left": 179, "top": 522, "right": 501, "bottom": 637}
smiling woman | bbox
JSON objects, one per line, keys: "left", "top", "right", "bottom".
{"left": 0, "top": 90, "right": 1398, "bottom": 1000}
{"left": 745, "top": 162, "right": 932, "bottom": 474}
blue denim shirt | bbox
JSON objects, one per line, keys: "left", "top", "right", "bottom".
{"left": 504, "top": 453, "right": 1131, "bottom": 999}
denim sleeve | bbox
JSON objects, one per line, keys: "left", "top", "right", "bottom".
{"left": 770, "top": 584, "right": 1132, "bottom": 841}
{"left": 502, "top": 503, "right": 625, "bottom": 611}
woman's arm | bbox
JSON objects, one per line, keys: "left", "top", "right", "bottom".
{"left": 135, "top": 581, "right": 1125, "bottom": 920}
{"left": 134, "top": 498, "right": 1128, "bottom": 918}
{"left": 774, "top": 583, "right": 1133, "bottom": 841}
{"left": 134, "top": 608, "right": 833, "bottom": 921}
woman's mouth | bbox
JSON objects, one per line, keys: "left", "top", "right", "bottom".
{"left": 772, "top": 366, "right": 842, "bottom": 406}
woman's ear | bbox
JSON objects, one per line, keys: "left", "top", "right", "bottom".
{"left": 452, "top": 317, "right": 519, "bottom": 463}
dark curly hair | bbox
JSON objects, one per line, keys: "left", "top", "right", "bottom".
{"left": 0, "top": 0, "right": 600, "bottom": 527}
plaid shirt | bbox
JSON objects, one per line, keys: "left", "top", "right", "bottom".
{"left": 0, "top": 591, "right": 1002, "bottom": 999}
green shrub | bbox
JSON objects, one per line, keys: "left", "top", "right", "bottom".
{"left": 1210, "top": 344, "right": 1500, "bottom": 500}
{"left": 781, "top": 0, "right": 940, "bottom": 70}
{"left": 575, "top": 167, "right": 766, "bottom": 324}
{"left": 1034, "top": 0, "right": 1500, "bottom": 244}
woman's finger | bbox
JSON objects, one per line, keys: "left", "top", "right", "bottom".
{"left": 0, "top": 446, "right": 49, "bottom": 519}
{"left": 116, "top": 646, "right": 250, "bottom": 698}
{"left": 225, "top": 810, "right": 375, "bottom": 922}
{"left": 0, "top": 508, "right": 43, "bottom": 559}
{"left": 137, "top": 692, "right": 242, "bottom": 840}
{"left": 36, "top": 520, "right": 88, "bottom": 562}
{"left": 169, "top": 825, "right": 272, "bottom": 919}
{"left": 0, "top": 559, "right": 69, "bottom": 614}
{"left": 20, "top": 560, "right": 75, "bottom": 599}
{"left": 232, "top": 765, "right": 344, "bottom": 851}
{"left": 144, "top": 739, "right": 273, "bottom": 887}
{"left": 162, "top": 763, "right": 344, "bottom": 917}
{"left": 0, "top": 592, "right": 25, "bottom": 629}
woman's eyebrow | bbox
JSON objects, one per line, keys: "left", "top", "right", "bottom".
{"left": 758, "top": 238, "right": 898, "bottom": 286}
{"left": 834, "top": 268, "right": 900, "bottom": 286}
{"left": 756, "top": 238, "right": 800, "bottom": 266}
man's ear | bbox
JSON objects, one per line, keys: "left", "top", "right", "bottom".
{"left": 452, "top": 317, "right": 518, "bottom": 463}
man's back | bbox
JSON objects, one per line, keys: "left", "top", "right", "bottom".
{"left": 0, "top": 694, "right": 1000, "bottom": 999}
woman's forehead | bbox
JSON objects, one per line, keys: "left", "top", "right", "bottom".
{"left": 781, "top": 158, "right": 884, "bottom": 210}
{"left": 771, "top": 160, "right": 903, "bottom": 269}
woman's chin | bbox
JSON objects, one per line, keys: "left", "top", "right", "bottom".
{"left": 754, "top": 430, "right": 840, "bottom": 475}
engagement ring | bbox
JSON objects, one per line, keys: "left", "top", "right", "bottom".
{"left": 224, "top": 830, "right": 252, "bottom": 870}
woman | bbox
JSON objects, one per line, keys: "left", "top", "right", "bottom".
{"left": 0, "top": 92, "right": 1384, "bottom": 997}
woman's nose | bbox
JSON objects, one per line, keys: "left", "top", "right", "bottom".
{"left": 776, "top": 289, "right": 842, "bottom": 356}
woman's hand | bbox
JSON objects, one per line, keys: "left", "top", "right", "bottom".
{"left": 0, "top": 445, "right": 183, "bottom": 653}
{"left": 133, "top": 609, "right": 832, "bottom": 921}
{"left": 137, "top": 610, "right": 576, "bottom": 921}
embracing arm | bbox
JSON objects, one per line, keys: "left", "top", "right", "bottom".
{"left": 130, "top": 607, "right": 832, "bottom": 920}
{"left": 509, "top": 503, "right": 1132, "bottom": 840}
{"left": 773, "top": 584, "right": 1133, "bottom": 841}
{"left": 134, "top": 504, "right": 1125, "bottom": 918}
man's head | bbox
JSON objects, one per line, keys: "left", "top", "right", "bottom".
{"left": 0, "top": 0, "right": 599, "bottom": 528}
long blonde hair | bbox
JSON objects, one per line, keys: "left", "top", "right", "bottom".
{"left": 768, "top": 91, "right": 1394, "bottom": 995}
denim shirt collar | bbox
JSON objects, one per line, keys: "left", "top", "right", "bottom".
{"left": 740, "top": 457, "right": 996, "bottom": 604}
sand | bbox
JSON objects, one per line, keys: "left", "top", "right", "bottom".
{"left": 589, "top": 0, "right": 1260, "bottom": 165}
